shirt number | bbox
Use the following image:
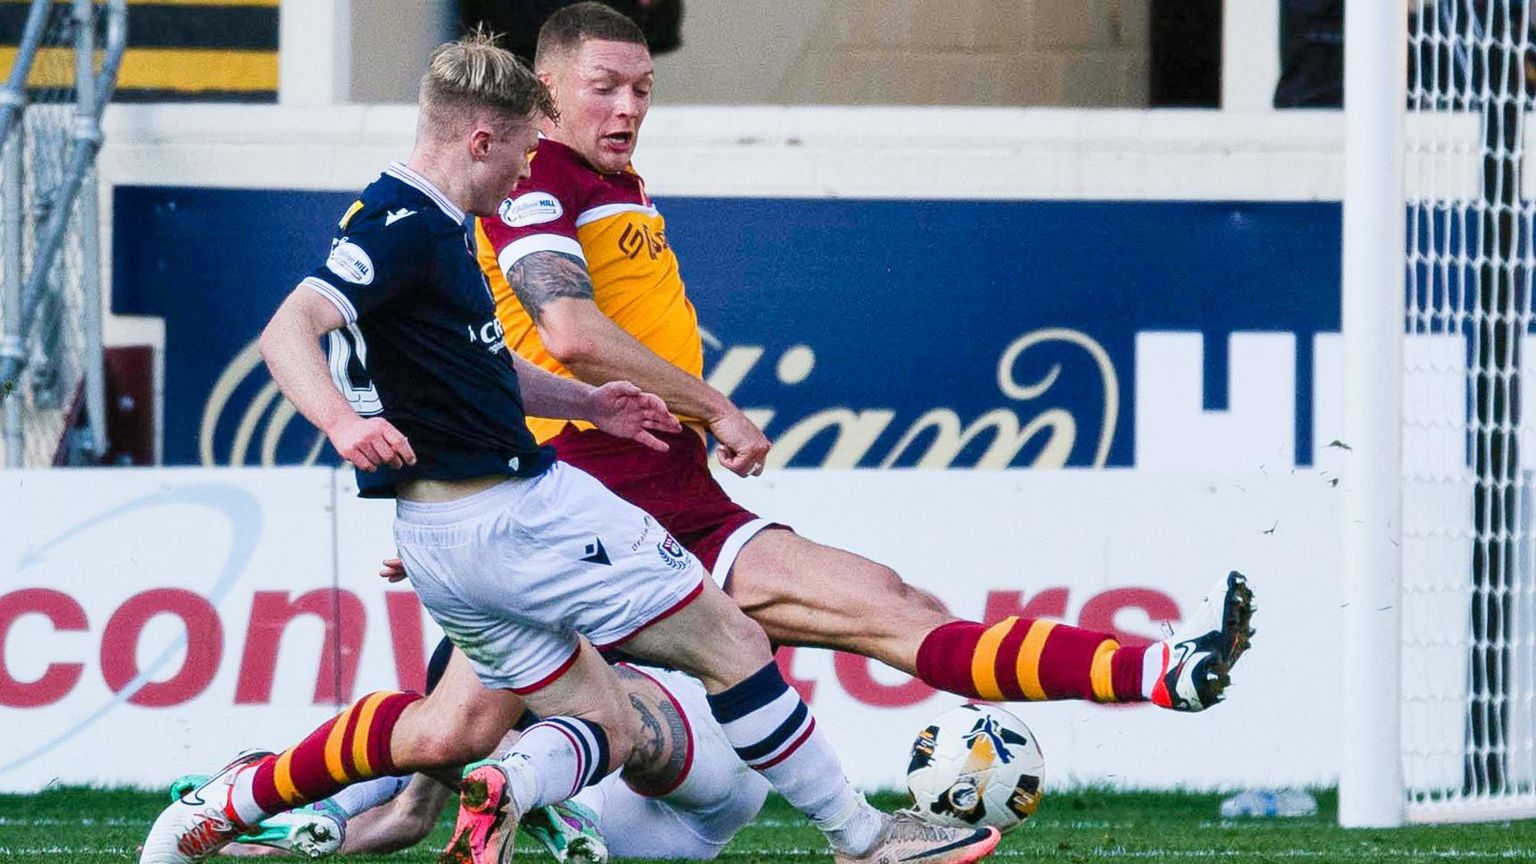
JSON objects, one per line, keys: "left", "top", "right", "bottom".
{"left": 326, "top": 324, "right": 383, "bottom": 416}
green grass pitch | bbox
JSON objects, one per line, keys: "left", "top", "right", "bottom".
{"left": 3, "top": 788, "right": 1535, "bottom": 862}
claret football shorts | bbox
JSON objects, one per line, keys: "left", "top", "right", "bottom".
{"left": 393, "top": 461, "right": 706, "bottom": 693}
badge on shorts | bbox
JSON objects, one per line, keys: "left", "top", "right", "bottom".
{"left": 656, "top": 533, "right": 690, "bottom": 571}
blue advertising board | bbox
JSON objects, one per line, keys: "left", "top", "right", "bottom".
{"left": 111, "top": 187, "right": 1339, "bottom": 469}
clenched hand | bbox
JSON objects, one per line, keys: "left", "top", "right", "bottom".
{"left": 710, "top": 407, "right": 770, "bottom": 477}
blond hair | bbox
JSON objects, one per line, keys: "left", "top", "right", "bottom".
{"left": 419, "top": 31, "right": 557, "bottom": 140}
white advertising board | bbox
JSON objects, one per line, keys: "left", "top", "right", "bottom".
{"left": 0, "top": 469, "right": 337, "bottom": 791}
{"left": 717, "top": 469, "right": 1340, "bottom": 789}
{"left": 3, "top": 467, "right": 1337, "bottom": 792}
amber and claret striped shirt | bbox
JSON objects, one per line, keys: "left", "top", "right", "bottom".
{"left": 476, "top": 139, "right": 704, "bottom": 443}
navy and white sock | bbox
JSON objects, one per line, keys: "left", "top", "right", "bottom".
{"left": 500, "top": 718, "right": 612, "bottom": 814}
{"left": 706, "top": 663, "right": 882, "bottom": 854}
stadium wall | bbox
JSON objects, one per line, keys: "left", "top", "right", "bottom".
{"left": 4, "top": 105, "right": 1351, "bottom": 791}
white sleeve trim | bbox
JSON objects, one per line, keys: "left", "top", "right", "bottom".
{"left": 575, "top": 202, "right": 658, "bottom": 228}
{"left": 301, "top": 276, "right": 358, "bottom": 324}
{"left": 496, "top": 234, "right": 586, "bottom": 276}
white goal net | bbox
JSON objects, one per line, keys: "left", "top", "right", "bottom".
{"left": 1402, "top": 0, "right": 1536, "bottom": 823}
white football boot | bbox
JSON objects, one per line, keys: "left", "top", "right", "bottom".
{"left": 833, "top": 811, "right": 1000, "bottom": 864}
{"left": 1151, "top": 570, "right": 1256, "bottom": 711}
{"left": 520, "top": 799, "right": 609, "bottom": 864}
{"left": 140, "top": 752, "right": 270, "bottom": 863}
{"left": 232, "top": 804, "right": 345, "bottom": 858}
{"left": 168, "top": 775, "right": 344, "bottom": 858}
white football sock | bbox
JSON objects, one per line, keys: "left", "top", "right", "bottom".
{"left": 706, "top": 663, "right": 882, "bottom": 855}
{"left": 1142, "top": 642, "right": 1171, "bottom": 699}
{"left": 500, "top": 718, "right": 610, "bottom": 814}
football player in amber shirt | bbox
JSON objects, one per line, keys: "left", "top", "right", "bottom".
{"left": 474, "top": 3, "right": 1254, "bottom": 715}
{"left": 260, "top": 5, "right": 1256, "bottom": 860}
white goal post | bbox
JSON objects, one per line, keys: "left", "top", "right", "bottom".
{"left": 1345, "top": 0, "right": 1536, "bottom": 826}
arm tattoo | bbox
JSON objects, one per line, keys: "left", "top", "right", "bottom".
{"left": 506, "top": 250, "right": 593, "bottom": 326}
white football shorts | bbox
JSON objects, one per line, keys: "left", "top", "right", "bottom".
{"left": 393, "top": 461, "right": 706, "bottom": 693}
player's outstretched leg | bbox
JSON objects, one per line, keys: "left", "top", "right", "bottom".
{"left": 182, "top": 639, "right": 529, "bottom": 859}
{"left": 917, "top": 571, "right": 1255, "bottom": 710}
{"left": 140, "top": 689, "right": 423, "bottom": 864}
{"left": 730, "top": 531, "right": 1257, "bottom": 710}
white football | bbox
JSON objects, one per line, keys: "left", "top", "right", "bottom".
{"left": 905, "top": 703, "right": 1045, "bottom": 833}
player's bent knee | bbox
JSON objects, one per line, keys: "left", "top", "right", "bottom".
{"left": 413, "top": 735, "right": 482, "bottom": 769}
{"left": 410, "top": 710, "right": 504, "bottom": 767}
{"left": 851, "top": 561, "right": 919, "bottom": 603}
{"left": 626, "top": 586, "right": 775, "bottom": 689}
{"left": 722, "top": 604, "right": 773, "bottom": 654}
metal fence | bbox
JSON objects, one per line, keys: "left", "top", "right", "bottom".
{"left": 0, "top": 0, "right": 125, "bottom": 467}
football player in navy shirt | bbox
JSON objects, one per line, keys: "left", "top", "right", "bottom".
{"left": 138, "top": 31, "right": 1000, "bottom": 864}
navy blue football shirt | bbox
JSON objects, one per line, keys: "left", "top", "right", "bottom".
{"left": 299, "top": 162, "right": 555, "bottom": 497}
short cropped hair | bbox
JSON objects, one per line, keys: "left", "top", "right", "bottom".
{"left": 534, "top": 2, "right": 647, "bottom": 70}
{"left": 420, "top": 31, "right": 557, "bottom": 138}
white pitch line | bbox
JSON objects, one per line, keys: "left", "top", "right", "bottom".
{"left": 1052, "top": 850, "right": 1535, "bottom": 860}
{"left": 737, "top": 818, "right": 1424, "bottom": 832}
{"left": 1, "top": 844, "right": 1530, "bottom": 860}
{"left": 0, "top": 848, "right": 135, "bottom": 855}
{"left": 709, "top": 848, "right": 1536, "bottom": 860}
{"left": 741, "top": 818, "right": 1126, "bottom": 829}
{"left": 0, "top": 817, "right": 140, "bottom": 826}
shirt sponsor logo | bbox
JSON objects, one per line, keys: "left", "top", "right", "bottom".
{"left": 618, "top": 223, "right": 668, "bottom": 260}
{"left": 325, "top": 239, "right": 374, "bottom": 285}
{"left": 466, "top": 317, "right": 507, "bottom": 353}
{"left": 500, "top": 192, "right": 563, "bottom": 227}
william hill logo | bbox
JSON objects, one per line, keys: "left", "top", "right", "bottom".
{"left": 196, "top": 327, "right": 1120, "bottom": 469}
{"left": 499, "top": 192, "right": 563, "bottom": 227}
